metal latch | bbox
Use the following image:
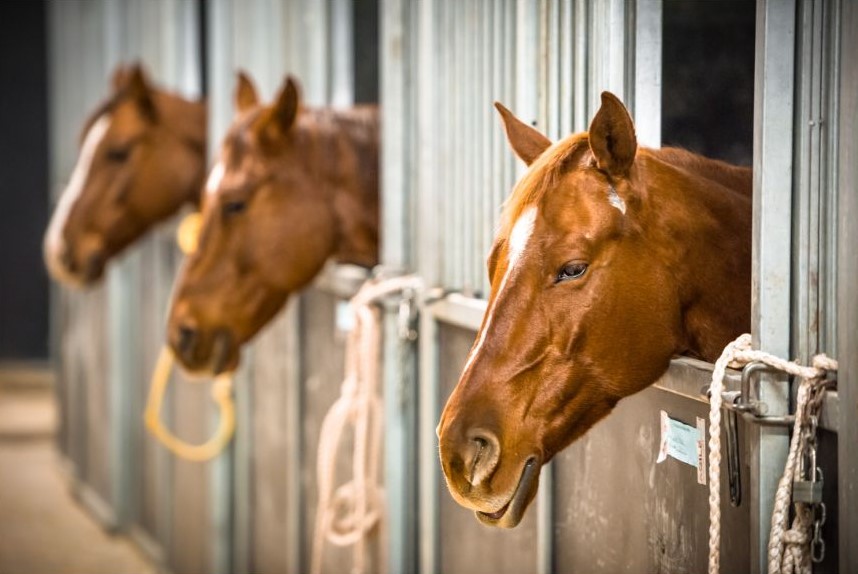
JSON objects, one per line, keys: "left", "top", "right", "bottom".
{"left": 702, "top": 361, "right": 795, "bottom": 427}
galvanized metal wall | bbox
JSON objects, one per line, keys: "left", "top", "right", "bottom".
{"left": 205, "top": 2, "right": 382, "bottom": 573}
{"left": 47, "top": 2, "right": 217, "bottom": 573}
{"left": 48, "top": 0, "right": 856, "bottom": 572}
{"left": 384, "top": 0, "right": 850, "bottom": 572}
{"left": 381, "top": 1, "right": 663, "bottom": 572}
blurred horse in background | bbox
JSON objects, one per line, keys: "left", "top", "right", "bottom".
{"left": 438, "top": 93, "right": 752, "bottom": 528}
{"left": 167, "top": 72, "right": 379, "bottom": 375}
{"left": 44, "top": 63, "right": 206, "bottom": 286}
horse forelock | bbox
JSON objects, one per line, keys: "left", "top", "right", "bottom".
{"left": 499, "top": 134, "right": 590, "bottom": 239}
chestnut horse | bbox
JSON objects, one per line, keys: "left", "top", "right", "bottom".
{"left": 438, "top": 93, "right": 751, "bottom": 528}
{"left": 44, "top": 64, "right": 207, "bottom": 286}
{"left": 167, "top": 73, "right": 379, "bottom": 375}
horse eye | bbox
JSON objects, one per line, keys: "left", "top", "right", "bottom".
{"left": 222, "top": 200, "right": 247, "bottom": 216}
{"left": 556, "top": 261, "right": 588, "bottom": 283}
{"left": 106, "top": 147, "right": 131, "bottom": 162}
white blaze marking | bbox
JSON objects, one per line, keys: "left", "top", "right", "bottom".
{"left": 462, "top": 206, "right": 538, "bottom": 374}
{"left": 608, "top": 186, "right": 626, "bottom": 214}
{"left": 205, "top": 161, "right": 225, "bottom": 196}
{"left": 44, "top": 114, "right": 112, "bottom": 280}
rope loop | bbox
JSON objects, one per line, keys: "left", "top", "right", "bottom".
{"left": 144, "top": 346, "right": 236, "bottom": 462}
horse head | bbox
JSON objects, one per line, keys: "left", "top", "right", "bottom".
{"left": 167, "top": 72, "right": 379, "bottom": 375}
{"left": 44, "top": 63, "right": 206, "bottom": 286}
{"left": 437, "top": 93, "right": 752, "bottom": 528}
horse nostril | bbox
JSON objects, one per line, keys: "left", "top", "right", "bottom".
{"left": 177, "top": 323, "right": 198, "bottom": 356}
{"left": 84, "top": 251, "right": 105, "bottom": 281}
{"left": 464, "top": 429, "right": 501, "bottom": 487}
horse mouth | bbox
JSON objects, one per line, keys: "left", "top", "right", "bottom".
{"left": 475, "top": 457, "right": 540, "bottom": 528}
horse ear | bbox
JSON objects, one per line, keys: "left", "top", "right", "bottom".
{"left": 494, "top": 102, "right": 551, "bottom": 166}
{"left": 126, "top": 63, "right": 158, "bottom": 122}
{"left": 588, "top": 92, "right": 637, "bottom": 177}
{"left": 265, "top": 76, "right": 301, "bottom": 139}
{"left": 235, "top": 70, "right": 259, "bottom": 113}
{"left": 111, "top": 63, "right": 130, "bottom": 92}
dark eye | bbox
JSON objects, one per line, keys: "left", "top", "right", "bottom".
{"left": 106, "top": 147, "right": 131, "bottom": 162}
{"left": 556, "top": 261, "right": 588, "bottom": 283}
{"left": 222, "top": 200, "right": 247, "bottom": 216}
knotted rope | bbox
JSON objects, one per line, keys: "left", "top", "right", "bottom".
{"left": 707, "top": 333, "right": 837, "bottom": 574}
{"left": 311, "top": 274, "right": 422, "bottom": 574}
{"left": 143, "top": 211, "right": 236, "bottom": 462}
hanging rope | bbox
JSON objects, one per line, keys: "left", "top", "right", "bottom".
{"left": 143, "top": 211, "right": 236, "bottom": 462}
{"left": 311, "top": 274, "right": 423, "bottom": 574}
{"left": 706, "top": 333, "right": 837, "bottom": 574}
{"left": 144, "top": 346, "right": 235, "bottom": 462}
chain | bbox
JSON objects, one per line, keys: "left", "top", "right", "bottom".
{"left": 799, "top": 379, "right": 832, "bottom": 565}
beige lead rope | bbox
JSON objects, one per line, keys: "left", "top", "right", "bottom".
{"left": 707, "top": 334, "right": 837, "bottom": 574}
{"left": 144, "top": 346, "right": 236, "bottom": 462}
{"left": 143, "top": 212, "right": 237, "bottom": 462}
{"left": 311, "top": 274, "right": 423, "bottom": 574}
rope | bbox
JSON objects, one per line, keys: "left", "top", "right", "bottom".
{"left": 706, "top": 334, "right": 837, "bottom": 574}
{"left": 142, "top": 211, "right": 236, "bottom": 461}
{"left": 144, "top": 346, "right": 236, "bottom": 462}
{"left": 311, "top": 274, "right": 423, "bottom": 574}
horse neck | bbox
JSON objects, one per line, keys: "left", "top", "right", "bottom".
{"left": 296, "top": 107, "right": 380, "bottom": 268}
{"left": 154, "top": 91, "right": 208, "bottom": 205}
{"left": 640, "top": 149, "right": 753, "bottom": 360}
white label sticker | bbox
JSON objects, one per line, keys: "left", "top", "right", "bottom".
{"left": 658, "top": 411, "right": 706, "bottom": 485}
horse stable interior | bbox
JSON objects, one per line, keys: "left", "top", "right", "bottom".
{"left": 1, "top": 1, "right": 856, "bottom": 573}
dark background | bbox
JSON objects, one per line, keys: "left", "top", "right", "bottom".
{"left": 662, "top": 0, "right": 757, "bottom": 166}
{"left": 0, "top": 0, "right": 50, "bottom": 360}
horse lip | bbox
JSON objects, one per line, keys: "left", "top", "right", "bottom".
{"left": 210, "top": 330, "right": 233, "bottom": 375}
{"left": 475, "top": 457, "right": 540, "bottom": 528}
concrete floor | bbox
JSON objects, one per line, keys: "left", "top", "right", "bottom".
{"left": 0, "top": 366, "right": 156, "bottom": 574}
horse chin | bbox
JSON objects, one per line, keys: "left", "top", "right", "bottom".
{"left": 474, "top": 457, "right": 541, "bottom": 529}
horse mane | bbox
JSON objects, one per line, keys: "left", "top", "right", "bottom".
{"left": 498, "top": 134, "right": 752, "bottom": 240}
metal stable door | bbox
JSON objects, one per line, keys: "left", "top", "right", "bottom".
{"left": 385, "top": 0, "right": 852, "bottom": 572}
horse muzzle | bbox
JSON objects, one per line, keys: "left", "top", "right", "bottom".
{"left": 169, "top": 321, "right": 237, "bottom": 376}
{"left": 438, "top": 420, "right": 542, "bottom": 528}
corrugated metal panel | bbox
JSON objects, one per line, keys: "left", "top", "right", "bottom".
{"left": 47, "top": 1, "right": 206, "bottom": 571}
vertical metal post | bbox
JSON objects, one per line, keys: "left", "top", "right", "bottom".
{"left": 751, "top": 1, "right": 796, "bottom": 571}
{"left": 633, "top": 0, "right": 662, "bottom": 148}
{"left": 381, "top": 2, "right": 417, "bottom": 573}
{"left": 415, "top": 1, "right": 441, "bottom": 571}
{"left": 329, "top": 0, "right": 354, "bottom": 108}
{"left": 418, "top": 310, "right": 440, "bottom": 574}
{"left": 380, "top": 0, "right": 410, "bottom": 270}
{"left": 837, "top": 3, "right": 858, "bottom": 571}
{"left": 205, "top": 3, "right": 235, "bottom": 573}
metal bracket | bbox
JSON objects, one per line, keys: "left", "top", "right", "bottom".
{"left": 701, "top": 362, "right": 795, "bottom": 427}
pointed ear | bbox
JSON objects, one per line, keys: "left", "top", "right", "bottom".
{"left": 588, "top": 92, "right": 637, "bottom": 177}
{"left": 235, "top": 70, "right": 259, "bottom": 113}
{"left": 111, "top": 63, "right": 130, "bottom": 92}
{"left": 262, "top": 76, "right": 301, "bottom": 141}
{"left": 494, "top": 102, "right": 552, "bottom": 166}
{"left": 126, "top": 63, "right": 157, "bottom": 122}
